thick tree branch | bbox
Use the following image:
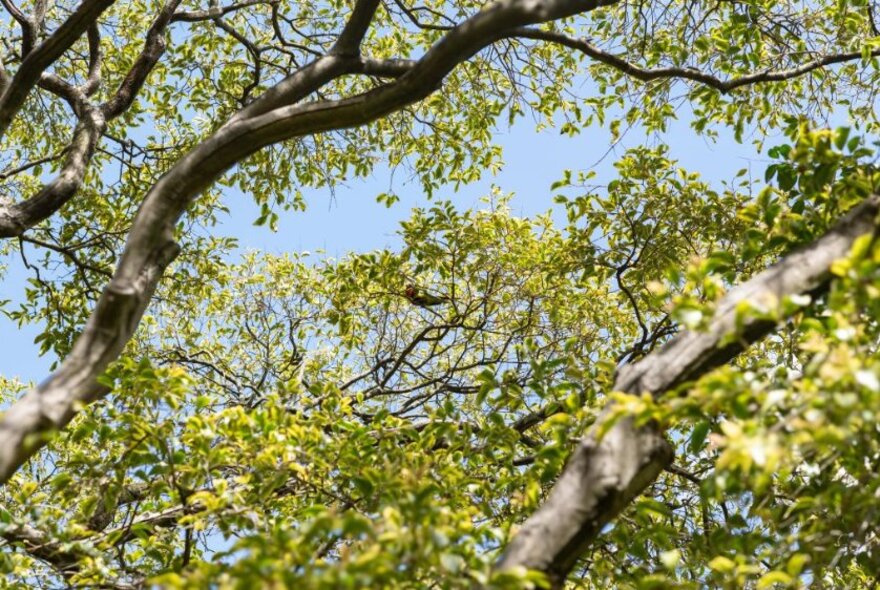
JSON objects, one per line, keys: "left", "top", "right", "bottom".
{"left": 2, "top": 479, "right": 148, "bottom": 587}
{"left": 0, "top": 1, "right": 179, "bottom": 239}
{"left": 1, "top": 522, "right": 85, "bottom": 578}
{"left": 508, "top": 27, "right": 880, "bottom": 93}
{"left": 1, "top": 0, "right": 36, "bottom": 56}
{"left": 0, "top": 62, "right": 9, "bottom": 97}
{"left": 81, "top": 22, "right": 102, "bottom": 97}
{"left": 0, "top": 108, "right": 105, "bottom": 238}
{"left": 1, "top": 522, "right": 141, "bottom": 588}
{"left": 496, "top": 196, "right": 880, "bottom": 587}
{"left": 330, "top": 0, "right": 381, "bottom": 57}
{"left": 0, "top": 0, "right": 115, "bottom": 139}
{"left": 101, "top": 0, "right": 181, "bottom": 119}
{"left": 0, "top": 0, "right": 622, "bottom": 485}
{"left": 37, "top": 71, "right": 84, "bottom": 110}
{"left": 0, "top": 237, "right": 178, "bottom": 481}
{"left": 357, "top": 56, "right": 416, "bottom": 78}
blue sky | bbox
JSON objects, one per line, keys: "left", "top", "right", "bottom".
{"left": 220, "top": 115, "right": 771, "bottom": 257}
{"left": 0, "top": 104, "right": 817, "bottom": 385}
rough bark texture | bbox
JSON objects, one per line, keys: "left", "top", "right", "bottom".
{"left": 0, "top": 0, "right": 180, "bottom": 237}
{"left": 0, "top": 109, "right": 105, "bottom": 237}
{"left": 1, "top": 0, "right": 880, "bottom": 583}
{"left": 0, "top": 0, "right": 620, "bottom": 485}
{"left": 0, "top": 0, "right": 116, "bottom": 138}
{"left": 496, "top": 196, "right": 880, "bottom": 587}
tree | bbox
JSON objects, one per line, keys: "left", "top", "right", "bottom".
{"left": 0, "top": 0, "right": 879, "bottom": 587}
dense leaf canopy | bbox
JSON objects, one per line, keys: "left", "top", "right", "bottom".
{"left": 1, "top": 0, "right": 880, "bottom": 588}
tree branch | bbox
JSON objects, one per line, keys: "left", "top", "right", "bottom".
{"left": 0, "top": 0, "right": 115, "bottom": 139}
{"left": 170, "top": 0, "right": 270, "bottom": 23}
{"left": 1, "top": 0, "right": 36, "bottom": 56}
{"left": 496, "top": 196, "right": 880, "bottom": 587}
{"left": 330, "top": 0, "right": 381, "bottom": 57}
{"left": 37, "top": 71, "right": 83, "bottom": 110}
{"left": 101, "top": 0, "right": 181, "bottom": 119}
{"left": 0, "top": 1, "right": 181, "bottom": 239}
{"left": 0, "top": 236, "right": 178, "bottom": 481}
{"left": 508, "top": 27, "right": 880, "bottom": 94}
{"left": 0, "top": 108, "right": 105, "bottom": 238}
{"left": 80, "top": 22, "right": 102, "bottom": 97}
{"left": 1, "top": 522, "right": 85, "bottom": 579}
{"left": 0, "top": 0, "right": 622, "bottom": 486}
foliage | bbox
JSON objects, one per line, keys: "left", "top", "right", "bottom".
{"left": 1, "top": 0, "right": 880, "bottom": 588}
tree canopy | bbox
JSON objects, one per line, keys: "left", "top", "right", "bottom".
{"left": 1, "top": 0, "right": 880, "bottom": 588}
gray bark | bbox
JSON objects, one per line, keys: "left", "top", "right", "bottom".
{"left": 0, "top": 0, "right": 619, "bottom": 484}
{"left": 0, "top": 0, "right": 181, "bottom": 237}
{"left": 496, "top": 196, "right": 880, "bottom": 587}
{"left": 0, "top": 109, "right": 104, "bottom": 237}
{"left": 0, "top": 0, "right": 116, "bottom": 138}
{"left": 1, "top": 0, "right": 879, "bottom": 582}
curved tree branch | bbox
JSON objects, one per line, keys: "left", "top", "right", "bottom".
{"left": 0, "top": 481, "right": 148, "bottom": 586}
{"left": 170, "top": 0, "right": 271, "bottom": 23}
{"left": 0, "top": 0, "right": 116, "bottom": 139}
{"left": 1, "top": 522, "right": 86, "bottom": 580}
{"left": 2, "top": 7, "right": 878, "bottom": 587}
{"left": 80, "top": 21, "right": 102, "bottom": 97}
{"left": 101, "top": 0, "right": 181, "bottom": 119}
{"left": 0, "top": 0, "right": 36, "bottom": 56}
{"left": 0, "top": 108, "right": 105, "bottom": 238}
{"left": 508, "top": 27, "right": 880, "bottom": 93}
{"left": 0, "top": 0, "right": 621, "bottom": 485}
{"left": 0, "top": 1, "right": 180, "bottom": 239}
{"left": 496, "top": 196, "right": 880, "bottom": 587}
